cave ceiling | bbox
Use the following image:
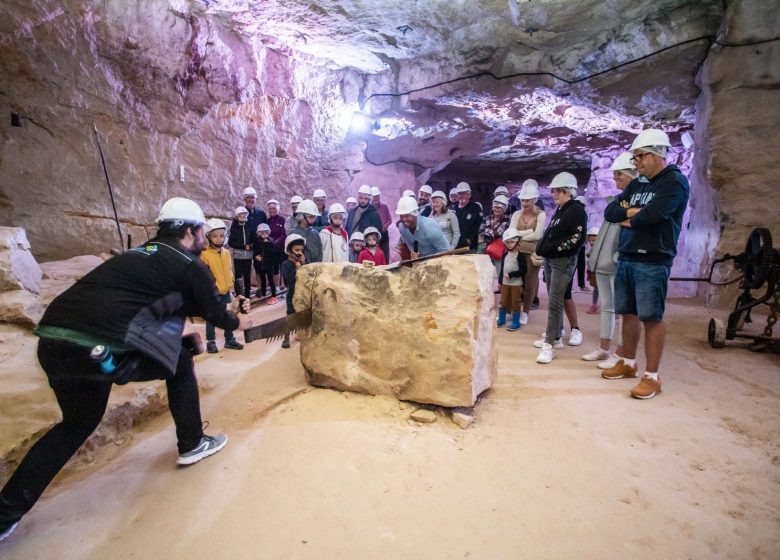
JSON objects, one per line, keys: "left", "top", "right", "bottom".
{"left": 199, "top": 0, "right": 723, "bottom": 181}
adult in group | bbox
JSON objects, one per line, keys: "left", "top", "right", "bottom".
{"left": 346, "top": 185, "right": 382, "bottom": 239}
{"left": 418, "top": 185, "right": 433, "bottom": 217}
{"left": 603, "top": 129, "right": 689, "bottom": 399}
{"left": 396, "top": 197, "right": 451, "bottom": 258}
{"left": 429, "top": 190, "right": 460, "bottom": 249}
{"left": 508, "top": 180, "right": 547, "bottom": 326}
{"left": 320, "top": 203, "right": 349, "bottom": 262}
{"left": 581, "top": 152, "right": 637, "bottom": 366}
{"left": 448, "top": 188, "right": 459, "bottom": 211}
{"left": 242, "top": 187, "right": 267, "bottom": 234}
{"left": 533, "top": 172, "right": 587, "bottom": 364}
{"left": 454, "top": 182, "right": 483, "bottom": 253}
{"left": 479, "top": 194, "right": 511, "bottom": 281}
{"left": 494, "top": 186, "right": 512, "bottom": 213}
{"left": 345, "top": 197, "right": 358, "bottom": 212}
{"left": 285, "top": 195, "right": 303, "bottom": 233}
{"left": 311, "top": 189, "right": 329, "bottom": 231}
{"left": 265, "top": 199, "right": 286, "bottom": 292}
{"left": 371, "top": 186, "right": 392, "bottom": 262}
{"left": 0, "top": 198, "right": 254, "bottom": 543}
{"left": 289, "top": 199, "right": 323, "bottom": 264}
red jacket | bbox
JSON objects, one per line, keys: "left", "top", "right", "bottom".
{"left": 357, "top": 247, "right": 387, "bottom": 265}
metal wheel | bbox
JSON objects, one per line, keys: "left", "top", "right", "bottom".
{"left": 708, "top": 318, "right": 726, "bottom": 348}
{"left": 743, "top": 228, "right": 773, "bottom": 289}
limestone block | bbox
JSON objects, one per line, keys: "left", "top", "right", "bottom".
{"left": 0, "top": 227, "right": 43, "bottom": 294}
{"left": 0, "top": 290, "right": 42, "bottom": 328}
{"left": 293, "top": 256, "right": 497, "bottom": 408}
{"left": 40, "top": 255, "right": 104, "bottom": 281}
{"left": 410, "top": 409, "right": 437, "bottom": 424}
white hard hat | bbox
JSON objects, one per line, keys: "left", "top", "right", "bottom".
{"left": 296, "top": 199, "right": 320, "bottom": 216}
{"left": 204, "top": 218, "right": 226, "bottom": 234}
{"left": 243, "top": 187, "right": 257, "bottom": 197}
{"left": 549, "top": 172, "right": 577, "bottom": 190}
{"left": 346, "top": 197, "right": 357, "bottom": 205}
{"left": 156, "top": 197, "right": 206, "bottom": 226}
{"left": 456, "top": 181, "right": 471, "bottom": 193}
{"left": 234, "top": 206, "right": 249, "bottom": 217}
{"left": 284, "top": 233, "right": 306, "bottom": 254}
{"left": 419, "top": 184, "right": 433, "bottom": 195}
{"left": 257, "top": 223, "right": 271, "bottom": 233}
{"left": 630, "top": 129, "right": 671, "bottom": 151}
{"left": 587, "top": 226, "right": 600, "bottom": 236}
{"left": 363, "top": 226, "right": 382, "bottom": 241}
{"left": 313, "top": 188, "right": 327, "bottom": 199}
{"left": 493, "top": 195, "right": 509, "bottom": 208}
{"left": 266, "top": 198, "right": 280, "bottom": 208}
{"left": 290, "top": 195, "right": 303, "bottom": 205}
{"left": 358, "top": 185, "right": 373, "bottom": 196}
{"left": 395, "top": 196, "right": 420, "bottom": 215}
{"left": 494, "top": 186, "right": 509, "bottom": 195}
{"left": 349, "top": 231, "right": 364, "bottom": 243}
{"left": 431, "top": 190, "right": 447, "bottom": 200}
{"left": 502, "top": 228, "right": 522, "bottom": 242}
{"left": 370, "top": 186, "right": 381, "bottom": 197}
{"left": 519, "top": 180, "right": 540, "bottom": 199}
{"left": 610, "top": 151, "right": 637, "bottom": 172}
{"left": 449, "top": 189, "right": 459, "bottom": 199}
{"left": 328, "top": 202, "right": 346, "bottom": 215}
{"left": 402, "top": 189, "right": 415, "bottom": 198}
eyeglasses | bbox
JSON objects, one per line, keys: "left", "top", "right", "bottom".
{"left": 630, "top": 152, "right": 652, "bottom": 163}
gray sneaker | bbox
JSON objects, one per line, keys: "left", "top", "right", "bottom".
{"left": 177, "top": 434, "right": 228, "bottom": 466}
{"left": 0, "top": 521, "right": 19, "bottom": 543}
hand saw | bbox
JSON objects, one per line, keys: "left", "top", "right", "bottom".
{"left": 243, "top": 248, "right": 470, "bottom": 343}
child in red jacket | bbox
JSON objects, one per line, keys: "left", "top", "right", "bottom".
{"left": 357, "top": 227, "right": 387, "bottom": 265}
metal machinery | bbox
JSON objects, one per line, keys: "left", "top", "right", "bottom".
{"left": 703, "top": 228, "right": 780, "bottom": 352}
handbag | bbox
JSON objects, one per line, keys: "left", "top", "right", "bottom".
{"left": 485, "top": 238, "right": 507, "bottom": 260}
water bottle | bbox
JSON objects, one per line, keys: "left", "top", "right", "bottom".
{"left": 90, "top": 345, "right": 116, "bottom": 374}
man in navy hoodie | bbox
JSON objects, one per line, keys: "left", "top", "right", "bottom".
{"left": 603, "top": 129, "right": 689, "bottom": 400}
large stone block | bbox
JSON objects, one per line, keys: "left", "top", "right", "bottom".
{"left": 0, "top": 227, "right": 43, "bottom": 294}
{"left": 293, "top": 256, "right": 497, "bottom": 407}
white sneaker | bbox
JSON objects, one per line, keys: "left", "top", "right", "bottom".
{"left": 536, "top": 343, "right": 554, "bottom": 364}
{"left": 582, "top": 347, "right": 610, "bottom": 361}
{"left": 568, "top": 328, "right": 583, "bottom": 346}
{"left": 597, "top": 354, "right": 620, "bottom": 370}
{"left": 519, "top": 312, "right": 528, "bottom": 325}
{"left": 534, "top": 338, "right": 564, "bottom": 349}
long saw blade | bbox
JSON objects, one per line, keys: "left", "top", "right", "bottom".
{"left": 244, "top": 309, "right": 312, "bottom": 343}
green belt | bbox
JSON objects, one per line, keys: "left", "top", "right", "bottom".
{"left": 34, "top": 325, "right": 132, "bottom": 352}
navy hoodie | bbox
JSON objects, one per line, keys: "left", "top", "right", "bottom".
{"left": 604, "top": 164, "right": 689, "bottom": 266}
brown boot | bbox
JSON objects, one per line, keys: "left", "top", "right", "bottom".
{"left": 602, "top": 359, "right": 638, "bottom": 379}
{"left": 631, "top": 375, "right": 662, "bottom": 399}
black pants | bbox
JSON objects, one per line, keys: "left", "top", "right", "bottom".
{"left": 253, "top": 262, "right": 276, "bottom": 297}
{"left": 233, "top": 258, "right": 252, "bottom": 297}
{"left": 379, "top": 232, "right": 390, "bottom": 265}
{"left": 576, "top": 245, "right": 586, "bottom": 288}
{"left": 0, "top": 339, "right": 203, "bottom": 526}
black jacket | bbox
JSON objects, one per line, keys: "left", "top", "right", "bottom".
{"left": 346, "top": 204, "right": 382, "bottom": 236}
{"left": 253, "top": 238, "right": 278, "bottom": 271}
{"left": 456, "top": 201, "right": 483, "bottom": 250}
{"left": 245, "top": 207, "right": 267, "bottom": 238}
{"left": 38, "top": 239, "right": 239, "bottom": 375}
{"left": 228, "top": 220, "right": 256, "bottom": 252}
{"left": 536, "top": 199, "right": 587, "bottom": 258}
{"left": 604, "top": 165, "right": 689, "bottom": 266}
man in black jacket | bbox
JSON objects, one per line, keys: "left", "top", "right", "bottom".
{"left": 242, "top": 186, "right": 267, "bottom": 235}
{"left": 454, "top": 182, "right": 483, "bottom": 252}
{"left": 0, "top": 198, "right": 254, "bottom": 543}
{"left": 346, "top": 185, "right": 383, "bottom": 240}
{"left": 603, "top": 129, "right": 689, "bottom": 400}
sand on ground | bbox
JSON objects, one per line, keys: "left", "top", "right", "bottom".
{"left": 0, "top": 289, "right": 779, "bottom": 559}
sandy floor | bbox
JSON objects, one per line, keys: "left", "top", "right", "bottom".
{"left": 1, "top": 289, "right": 779, "bottom": 559}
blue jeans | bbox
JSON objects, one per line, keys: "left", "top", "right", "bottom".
{"left": 206, "top": 293, "right": 235, "bottom": 342}
{"left": 614, "top": 260, "right": 671, "bottom": 322}
{"left": 543, "top": 255, "right": 577, "bottom": 344}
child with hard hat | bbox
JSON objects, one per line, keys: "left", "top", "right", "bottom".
{"left": 253, "top": 223, "right": 278, "bottom": 305}
{"left": 349, "top": 231, "right": 365, "bottom": 263}
{"left": 280, "top": 234, "right": 306, "bottom": 349}
{"left": 201, "top": 219, "right": 244, "bottom": 353}
{"left": 497, "top": 228, "right": 528, "bottom": 331}
{"left": 228, "top": 206, "right": 254, "bottom": 299}
{"left": 357, "top": 227, "right": 387, "bottom": 265}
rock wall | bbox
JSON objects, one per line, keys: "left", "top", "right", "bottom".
{"left": 0, "top": 0, "right": 379, "bottom": 260}
{"left": 694, "top": 0, "right": 780, "bottom": 305}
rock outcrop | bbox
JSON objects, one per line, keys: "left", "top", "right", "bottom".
{"left": 293, "top": 256, "right": 497, "bottom": 407}
{"left": 0, "top": 227, "right": 43, "bottom": 294}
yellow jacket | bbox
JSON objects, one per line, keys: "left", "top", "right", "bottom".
{"left": 200, "top": 246, "right": 233, "bottom": 295}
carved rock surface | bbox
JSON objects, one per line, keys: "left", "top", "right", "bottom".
{"left": 0, "top": 290, "right": 42, "bottom": 328}
{"left": 294, "top": 256, "right": 497, "bottom": 408}
{"left": 0, "top": 227, "right": 43, "bottom": 294}
{"left": 40, "top": 255, "right": 104, "bottom": 281}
